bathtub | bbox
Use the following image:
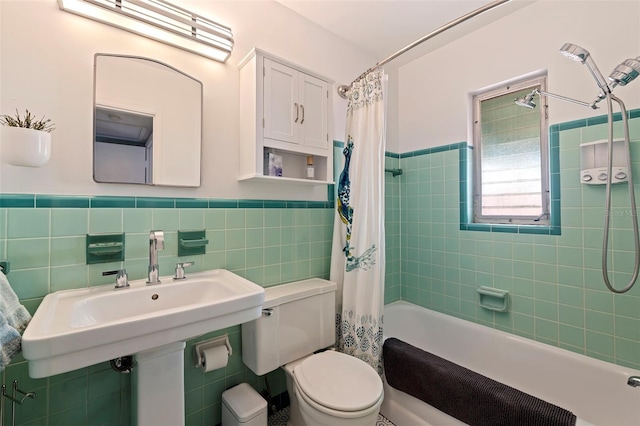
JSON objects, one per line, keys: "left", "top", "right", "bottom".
{"left": 379, "top": 301, "right": 640, "bottom": 426}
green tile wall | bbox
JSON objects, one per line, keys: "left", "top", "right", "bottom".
{"left": 397, "top": 110, "right": 640, "bottom": 370}
{"left": 0, "top": 199, "right": 333, "bottom": 426}
{"left": 385, "top": 154, "right": 401, "bottom": 304}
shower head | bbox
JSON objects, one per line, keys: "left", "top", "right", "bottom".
{"left": 609, "top": 57, "right": 640, "bottom": 86}
{"left": 559, "top": 43, "right": 610, "bottom": 93}
{"left": 514, "top": 90, "right": 537, "bottom": 109}
{"left": 559, "top": 43, "right": 590, "bottom": 63}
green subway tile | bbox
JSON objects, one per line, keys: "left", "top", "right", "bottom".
{"left": 50, "top": 265, "right": 89, "bottom": 292}
{"left": 615, "top": 316, "right": 640, "bottom": 341}
{"left": 204, "top": 210, "right": 226, "bottom": 230}
{"left": 87, "top": 392, "right": 121, "bottom": 426}
{"left": 535, "top": 318, "right": 558, "bottom": 341}
{"left": 210, "top": 199, "right": 238, "bottom": 208}
{"left": 136, "top": 197, "right": 174, "bottom": 208}
{"left": 238, "top": 200, "right": 264, "bottom": 208}
{"left": 125, "top": 233, "right": 150, "bottom": 260}
{"left": 535, "top": 300, "right": 558, "bottom": 321}
{"left": 615, "top": 338, "right": 640, "bottom": 363}
{"left": 36, "top": 195, "right": 89, "bottom": 208}
{"left": 225, "top": 229, "right": 245, "bottom": 250}
{"left": 91, "top": 196, "right": 135, "bottom": 208}
{"left": 176, "top": 198, "right": 208, "bottom": 208}
{"left": 586, "top": 331, "right": 614, "bottom": 357}
{"left": 559, "top": 324, "right": 585, "bottom": 349}
{"left": 226, "top": 249, "right": 245, "bottom": 270}
{"left": 123, "top": 209, "right": 152, "bottom": 233}
{"left": 7, "top": 238, "right": 49, "bottom": 269}
{"left": 246, "top": 209, "right": 264, "bottom": 228}
{"left": 49, "top": 404, "right": 88, "bottom": 425}
{"left": 49, "top": 375, "right": 88, "bottom": 412}
{"left": 0, "top": 194, "right": 35, "bottom": 208}
{"left": 246, "top": 228, "right": 263, "bottom": 248}
{"left": 226, "top": 209, "right": 246, "bottom": 229}
{"left": 89, "top": 209, "right": 123, "bottom": 233}
{"left": 51, "top": 236, "right": 86, "bottom": 266}
{"left": 263, "top": 200, "right": 287, "bottom": 209}
{"left": 585, "top": 310, "right": 614, "bottom": 334}
{"left": 585, "top": 289, "right": 614, "bottom": 313}
{"left": 179, "top": 209, "right": 204, "bottom": 229}
{"left": 52, "top": 209, "right": 88, "bottom": 237}
{"left": 7, "top": 208, "right": 49, "bottom": 238}
{"left": 153, "top": 209, "right": 179, "bottom": 230}
{"left": 8, "top": 268, "right": 49, "bottom": 299}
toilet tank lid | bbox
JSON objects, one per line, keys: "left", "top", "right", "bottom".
{"left": 263, "top": 278, "right": 336, "bottom": 309}
{"left": 222, "top": 383, "right": 267, "bottom": 422}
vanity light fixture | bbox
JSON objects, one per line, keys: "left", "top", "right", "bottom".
{"left": 57, "top": 0, "right": 234, "bottom": 62}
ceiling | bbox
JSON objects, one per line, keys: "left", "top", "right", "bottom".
{"left": 275, "top": 0, "right": 528, "bottom": 67}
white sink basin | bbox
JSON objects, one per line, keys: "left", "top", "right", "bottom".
{"left": 22, "top": 269, "right": 265, "bottom": 378}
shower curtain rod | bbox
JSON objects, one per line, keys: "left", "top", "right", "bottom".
{"left": 337, "top": 0, "right": 511, "bottom": 99}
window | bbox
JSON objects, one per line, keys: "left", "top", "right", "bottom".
{"left": 472, "top": 75, "right": 549, "bottom": 225}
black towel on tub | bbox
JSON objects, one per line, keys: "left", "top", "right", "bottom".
{"left": 383, "top": 338, "right": 577, "bottom": 426}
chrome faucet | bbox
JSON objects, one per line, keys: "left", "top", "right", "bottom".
{"left": 147, "top": 230, "right": 164, "bottom": 285}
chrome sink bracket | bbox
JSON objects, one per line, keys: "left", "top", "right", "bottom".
{"left": 1, "top": 380, "right": 36, "bottom": 426}
{"left": 628, "top": 376, "right": 640, "bottom": 387}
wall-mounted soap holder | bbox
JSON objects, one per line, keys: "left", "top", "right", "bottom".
{"left": 178, "top": 230, "right": 209, "bottom": 256}
{"left": 580, "top": 139, "right": 628, "bottom": 185}
{"left": 477, "top": 286, "right": 509, "bottom": 312}
{"left": 86, "top": 234, "right": 125, "bottom": 264}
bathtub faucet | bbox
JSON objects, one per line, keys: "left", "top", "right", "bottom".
{"left": 627, "top": 376, "right": 640, "bottom": 387}
{"left": 147, "top": 230, "right": 164, "bottom": 285}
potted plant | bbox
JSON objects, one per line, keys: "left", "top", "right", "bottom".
{"left": 0, "top": 109, "right": 55, "bottom": 167}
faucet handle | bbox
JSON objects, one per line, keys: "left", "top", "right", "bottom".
{"left": 174, "top": 262, "right": 194, "bottom": 280}
{"left": 103, "top": 269, "right": 129, "bottom": 290}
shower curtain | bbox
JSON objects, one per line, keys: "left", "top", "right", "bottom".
{"left": 330, "top": 69, "right": 386, "bottom": 373}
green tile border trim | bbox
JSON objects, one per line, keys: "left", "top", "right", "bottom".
{"left": 0, "top": 194, "right": 334, "bottom": 209}
{"left": 549, "top": 107, "right": 640, "bottom": 132}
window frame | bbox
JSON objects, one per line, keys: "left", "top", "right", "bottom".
{"left": 472, "top": 75, "right": 550, "bottom": 226}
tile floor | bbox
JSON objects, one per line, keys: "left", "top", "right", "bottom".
{"left": 268, "top": 407, "right": 396, "bottom": 426}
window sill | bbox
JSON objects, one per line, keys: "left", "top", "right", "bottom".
{"left": 460, "top": 223, "right": 560, "bottom": 235}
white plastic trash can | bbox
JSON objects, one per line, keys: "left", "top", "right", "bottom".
{"left": 221, "top": 383, "right": 268, "bottom": 426}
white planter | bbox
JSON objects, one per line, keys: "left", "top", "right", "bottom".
{"left": 0, "top": 127, "right": 52, "bottom": 167}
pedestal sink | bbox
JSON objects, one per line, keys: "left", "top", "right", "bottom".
{"left": 22, "top": 269, "right": 265, "bottom": 425}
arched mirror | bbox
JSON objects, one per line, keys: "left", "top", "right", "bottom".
{"left": 93, "top": 54, "right": 202, "bottom": 187}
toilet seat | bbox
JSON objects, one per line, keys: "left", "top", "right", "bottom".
{"left": 294, "top": 351, "right": 383, "bottom": 413}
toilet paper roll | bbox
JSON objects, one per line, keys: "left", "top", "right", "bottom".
{"left": 201, "top": 346, "right": 229, "bottom": 372}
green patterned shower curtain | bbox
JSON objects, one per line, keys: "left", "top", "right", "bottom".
{"left": 330, "top": 69, "right": 386, "bottom": 373}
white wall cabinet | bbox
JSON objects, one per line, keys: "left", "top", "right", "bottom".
{"left": 239, "top": 48, "right": 334, "bottom": 184}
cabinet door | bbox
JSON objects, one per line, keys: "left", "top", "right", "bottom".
{"left": 299, "top": 73, "right": 328, "bottom": 150}
{"left": 263, "top": 59, "right": 299, "bottom": 144}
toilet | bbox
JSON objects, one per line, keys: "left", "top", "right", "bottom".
{"left": 242, "top": 278, "right": 384, "bottom": 426}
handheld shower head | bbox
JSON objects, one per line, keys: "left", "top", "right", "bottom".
{"left": 609, "top": 57, "right": 640, "bottom": 86}
{"left": 559, "top": 43, "right": 610, "bottom": 93}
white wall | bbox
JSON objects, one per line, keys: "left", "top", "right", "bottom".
{"left": 0, "top": 0, "right": 376, "bottom": 200}
{"left": 399, "top": 0, "right": 640, "bottom": 152}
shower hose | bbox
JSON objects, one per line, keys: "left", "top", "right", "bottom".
{"left": 601, "top": 93, "right": 640, "bottom": 293}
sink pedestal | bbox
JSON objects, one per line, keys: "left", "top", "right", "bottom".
{"left": 133, "top": 341, "right": 186, "bottom": 426}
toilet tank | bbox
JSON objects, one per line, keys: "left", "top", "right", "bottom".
{"left": 242, "top": 278, "right": 336, "bottom": 376}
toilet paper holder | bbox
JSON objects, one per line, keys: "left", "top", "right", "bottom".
{"left": 194, "top": 334, "right": 233, "bottom": 369}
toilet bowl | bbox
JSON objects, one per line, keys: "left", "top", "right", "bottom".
{"left": 284, "top": 351, "right": 383, "bottom": 426}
